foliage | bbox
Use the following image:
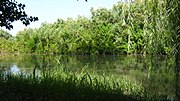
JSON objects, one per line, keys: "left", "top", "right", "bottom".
{"left": 0, "top": 0, "right": 178, "bottom": 55}
{"left": 0, "top": 0, "right": 38, "bottom": 29}
{"left": 0, "top": 30, "right": 14, "bottom": 53}
{"left": 0, "top": 29, "right": 12, "bottom": 39}
{"left": 166, "top": 0, "right": 180, "bottom": 99}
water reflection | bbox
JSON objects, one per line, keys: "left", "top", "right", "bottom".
{"left": 10, "top": 65, "right": 20, "bottom": 73}
{"left": 0, "top": 54, "right": 179, "bottom": 100}
{"left": 2, "top": 64, "right": 20, "bottom": 76}
{"left": 0, "top": 54, "right": 176, "bottom": 75}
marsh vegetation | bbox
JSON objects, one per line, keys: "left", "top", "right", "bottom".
{"left": 0, "top": 54, "right": 179, "bottom": 101}
{"left": 0, "top": 0, "right": 179, "bottom": 100}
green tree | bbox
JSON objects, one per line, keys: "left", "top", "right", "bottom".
{"left": 0, "top": 0, "right": 38, "bottom": 30}
{"left": 0, "top": 29, "right": 14, "bottom": 53}
{"left": 0, "top": 29, "right": 12, "bottom": 39}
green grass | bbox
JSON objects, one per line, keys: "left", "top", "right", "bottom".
{"left": 0, "top": 67, "right": 174, "bottom": 101}
{"left": 0, "top": 68, "right": 143, "bottom": 101}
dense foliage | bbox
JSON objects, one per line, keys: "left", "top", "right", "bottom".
{"left": 0, "top": 29, "right": 14, "bottom": 53}
{"left": 0, "top": 0, "right": 178, "bottom": 55}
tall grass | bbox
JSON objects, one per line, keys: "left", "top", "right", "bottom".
{"left": 0, "top": 68, "right": 144, "bottom": 101}
{"left": 1, "top": 64, "right": 176, "bottom": 101}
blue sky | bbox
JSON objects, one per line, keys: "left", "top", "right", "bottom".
{"left": 3, "top": 0, "right": 120, "bottom": 36}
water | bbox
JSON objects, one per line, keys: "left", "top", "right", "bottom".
{"left": 0, "top": 54, "right": 179, "bottom": 100}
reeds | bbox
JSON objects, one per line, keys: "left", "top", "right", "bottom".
{"left": 1, "top": 63, "right": 176, "bottom": 101}
{"left": 0, "top": 68, "right": 144, "bottom": 101}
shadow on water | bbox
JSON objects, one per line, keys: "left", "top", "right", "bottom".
{"left": 0, "top": 54, "right": 179, "bottom": 100}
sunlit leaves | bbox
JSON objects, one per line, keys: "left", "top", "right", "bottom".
{"left": 0, "top": 0, "right": 178, "bottom": 55}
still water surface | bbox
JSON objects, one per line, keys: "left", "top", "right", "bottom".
{"left": 0, "top": 54, "right": 179, "bottom": 100}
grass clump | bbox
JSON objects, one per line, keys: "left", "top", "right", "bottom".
{"left": 1, "top": 67, "right": 174, "bottom": 101}
{"left": 0, "top": 68, "right": 144, "bottom": 101}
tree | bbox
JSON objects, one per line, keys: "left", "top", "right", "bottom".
{"left": 0, "top": 29, "right": 12, "bottom": 39}
{"left": 0, "top": 0, "right": 38, "bottom": 30}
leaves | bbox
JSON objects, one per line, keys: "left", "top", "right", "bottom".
{"left": 0, "top": 0, "right": 38, "bottom": 30}
{"left": 0, "top": 0, "right": 178, "bottom": 55}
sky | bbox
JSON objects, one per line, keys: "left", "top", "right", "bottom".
{"left": 2, "top": 0, "right": 120, "bottom": 36}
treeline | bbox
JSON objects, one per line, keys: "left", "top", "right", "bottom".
{"left": 0, "top": 0, "right": 177, "bottom": 55}
{"left": 0, "top": 29, "right": 13, "bottom": 53}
